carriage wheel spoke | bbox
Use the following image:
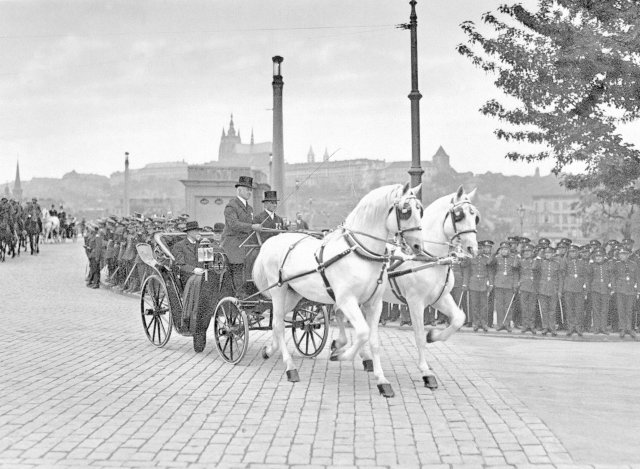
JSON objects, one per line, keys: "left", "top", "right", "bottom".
{"left": 312, "top": 329, "right": 324, "bottom": 342}
{"left": 309, "top": 329, "right": 317, "bottom": 352}
{"left": 158, "top": 317, "right": 167, "bottom": 337}
{"left": 145, "top": 315, "right": 155, "bottom": 334}
{"left": 222, "top": 336, "right": 230, "bottom": 355}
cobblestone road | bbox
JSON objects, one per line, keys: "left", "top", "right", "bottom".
{"left": 0, "top": 242, "right": 637, "bottom": 468}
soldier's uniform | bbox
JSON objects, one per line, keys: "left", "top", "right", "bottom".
{"left": 463, "top": 240, "right": 495, "bottom": 331}
{"left": 612, "top": 248, "right": 639, "bottom": 339}
{"left": 588, "top": 248, "right": 613, "bottom": 334}
{"left": 86, "top": 226, "right": 103, "bottom": 288}
{"left": 451, "top": 257, "right": 468, "bottom": 323}
{"left": 493, "top": 241, "right": 519, "bottom": 332}
{"left": 561, "top": 245, "right": 589, "bottom": 336}
{"left": 516, "top": 244, "right": 540, "bottom": 333}
{"left": 538, "top": 246, "right": 563, "bottom": 336}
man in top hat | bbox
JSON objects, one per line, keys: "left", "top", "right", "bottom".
{"left": 612, "top": 247, "right": 639, "bottom": 339}
{"left": 221, "top": 176, "right": 263, "bottom": 295}
{"left": 173, "top": 220, "right": 217, "bottom": 352}
{"left": 253, "top": 191, "right": 285, "bottom": 243}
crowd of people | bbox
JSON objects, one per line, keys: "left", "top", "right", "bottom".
{"left": 0, "top": 196, "right": 80, "bottom": 261}
{"left": 398, "top": 235, "right": 639, "bottom": 339}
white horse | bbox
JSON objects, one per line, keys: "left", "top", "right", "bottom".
{"left": 42, "top": 209, "right": 60, "bottom": 243}
{"left": 253, "top": 183, "right": 424, "bottom": 397}
{"left": 333, "top": 186, "right": 479, "bottom": 390}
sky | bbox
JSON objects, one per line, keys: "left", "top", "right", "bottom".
{"left": 1, "top": 0, "right": 635, "bottom": 184}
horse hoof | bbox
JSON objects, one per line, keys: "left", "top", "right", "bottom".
{"left": 426, "top": 329, "right": 436, "bottom": 344}
{"left": 423, "top": 375, "right": 438, "bottom": 389}
{"left": 329, "top": 350, "right": 340, "bottom": 361}
{"left": 286, "top": 369, "right": 300, "bottom": 382}
{"left": 377, "top": 383, "right": 395, "bottom": 398}
{"left": 261, "top": 346, "right": 270, "bottom": 359}
{"left": 362, "top": 359, "right": 374, "bottom": 372}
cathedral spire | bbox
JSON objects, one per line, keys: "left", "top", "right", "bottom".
{"left": 250, "top": 128, "right": 254, "bottom": 145}
{"left": 307, "top": 146, "right": 315, "bottom": 163}
{"left": 227, "top": 113, "right": 236, "bottom": 136}
{"left": 323, "top": 147, "right": 329, "bottom": 162}
{"left": 13, "top": 160, "right": 23, "bottom": 201}
{"left": 221, "top": 127, "right": 226, "bottom": 138}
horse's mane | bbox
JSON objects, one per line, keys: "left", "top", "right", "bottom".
{"left": 345, "top": 184, "right": 403, "bottom": 231}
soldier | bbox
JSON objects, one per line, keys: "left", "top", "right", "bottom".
{"left": 561, "top": 245, "right": 589, "bottom": 336}
{"left": 516, "top": 243, "right": 540, "bottom": 334}
{"left": 450, "top": 256, "right": 468, "bottom": 322}
{"left": 253, "top": 191, "right": 285, "bottom": 242}
{"left": 579, "top": 245, "right": 593, "bottom": 331}
{"left": 221, "top": 176, "right": 263, "bottom": 296}
{"left": 493, "top": 241, "right": 519, "bottom": 332}
{"left": 538, "top": 246, "right": 563, "bottom": 336}
{"left": 612, "top": 247, "right": 639, "bottom": 339}
{"left": 588, "top": 248, "right": 613, "bottom": 334}
{"left": 86, "top": 225, "right": 103, "bottom": 288}
{"left": 463, "top": 240, "right": 495, "bottom": 332}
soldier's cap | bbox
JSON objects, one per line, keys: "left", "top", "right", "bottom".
{"left": 544, "top": 246, "right": 556, "bottom": 253}
{"left": 622, "top": 238, "right": 634, "bottom": 245}
{"left": 606, "top": 239, "right": 619, "bottom": 246}
{"left": 32, "top": 197, "right": 37, "bottom": 201}
{"left": 560, "top": 237, "right": 572, "bottom": 244}
{"left": 1, "top": 197, "right": 7, "bottom": 201}
{"left": 213, "top": 222, "right": 225, "bottom": 233}
{"left": 522, "top": 243, "right": 534, "bottom": 252}
{"left": 568, "top": 244, "right": 580, "bottom": 251}
{"left": 507, "top": 236, "right": 518, "bottom": 242}
{"left": 579, "top": 245, "right": 591, "bottom": 252}
{"left": 481, "top": 240, "right": 494, "bottom": 246}
{"left": 499, "top": 241, "right": 510, "bottom": 248}
{"left": 619, "top": 247, "right": 631, "bottom": 254}
{"left": 538, "top": 237, "right": 550, "bottom": 245}
{"left": 593, "top": 248, "right": 606, "bottom": 256}
{"left": 589, "top": 239, "right": 602, "bottom": 246}
{"left": 556, "top": 241, "right": 569, "bottom": 248}
{"left": 519, "top": 237, "right": 531, "bottom": 243}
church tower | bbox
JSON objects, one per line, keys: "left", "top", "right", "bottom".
{"left": 307, "top": 146, "right": 315, "bottom": 163}
{"left": 13, "top": 161, "right": 23, "bottom": 201}
{"left": 218, "top": 114, "right": 242, "bottom": 162}
{"left": 323, "top": 147, "right": 330, "bottom": 162}
{"left": 432, "top": 146, "right": 451, "bottom": 172}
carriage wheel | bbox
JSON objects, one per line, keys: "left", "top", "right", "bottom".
{"left": 214, "top": 297, "right": 249, "bottom": 364}
{"left": 140, "top": 275, "right": 172, "bottom": 347}
{"left": 291, "top": 304, "right": 330, "bottom": 357}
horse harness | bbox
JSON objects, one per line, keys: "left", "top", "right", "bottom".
{"left": 274, "top": 198, "right": 423, "bottom": 302}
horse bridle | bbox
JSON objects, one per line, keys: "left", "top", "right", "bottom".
{"left": 443, "top": 199, "right": 479, "bottom": 242}
{"left": 390, "top": 195, "right": 423, "bottom": 237}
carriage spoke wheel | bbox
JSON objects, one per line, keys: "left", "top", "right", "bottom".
{"left": 214, "top": 297, "right": 249, "bottom": 364}
{"left": 140, "top": 275, "right": 172, "bottom": 347}
{"left": 292, "top": 304, "right": 330, "bottom": 357}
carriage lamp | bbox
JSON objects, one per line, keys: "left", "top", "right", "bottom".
{"left": 197, "top": 238, "right": 214, "bottom": 282}
{"left": 272, "top": 56, "right": 283, "bottom": 77}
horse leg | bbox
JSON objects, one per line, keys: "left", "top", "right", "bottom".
{"left": 329, "top": 297, "right": 369, "bottom": 362}
{"left": 362, "top": 298, "right": 395, "bottom": 397}
{"left": 405, "top": 297, "right": 438, "bottom": 389}
{"left": 262, "top": 289, "right": 302, "bottom": 380}
{"left": 330, "top": 308, "right": 349, "bottom": 356}
{"left": 427, "top": 293, "right": 465, "bottom": 343}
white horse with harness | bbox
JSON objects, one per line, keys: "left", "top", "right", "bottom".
{"left": 42, "top": 208, "right": 60, "bottom": 243}
{"left": 252, "top": 183, "right": 424, "bottom": 397}
{"left": 332, "top": 186, "right": 479, "bottom": 392}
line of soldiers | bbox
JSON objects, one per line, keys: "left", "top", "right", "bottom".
{"left": 450, "top": 236, "right": 640, "bottom": 339}
{"left": 0, "top": 196, "right": 47, "bottom": 258}
{"left": 83, "top": 214, "right": 201, "bottom": 290}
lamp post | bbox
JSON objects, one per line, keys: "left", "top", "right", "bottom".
{"left": 398, "top": 1, "right": 424, "bottom": 188}
{"left": 272, "top": 56, "right": 285, "bottom": 216}
{"left": 517, "top": 204, "right": 525, "bottom": 236}
{"left": 124, "top": 152, "right": 130, "bottom": 216}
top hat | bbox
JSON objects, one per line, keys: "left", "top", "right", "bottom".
{"left": 235, "top": 176, "right": 254, "bottom": 189}
{"left": 184, "top": 220, "right": 200, "bottom": 232}
{"left": 213, "top": 222, "right": 225, "bottom": 233}
{"left": 262, "top": 190, "right": 278, "bottom": 202}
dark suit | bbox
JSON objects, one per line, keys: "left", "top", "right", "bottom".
{"left": 253, "top": 210, "right": 285, "bottom": 242}
{"left": 222, "top": 197, "right": 254, "bottom": 294}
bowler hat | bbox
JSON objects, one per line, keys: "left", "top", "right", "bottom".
{"left": 262, "top": 190, "right": 278, "bottom": 202}
{"left": 184, "top": 220, "right": 200, "bottom": 232}
{"left": 213, "top": 222, "right": 225, "bottom": 233}
{"left": 235, "top": 176, "right": 254, "bottom": 189}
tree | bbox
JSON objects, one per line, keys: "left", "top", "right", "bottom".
{"left": 457, "top": 0, "right": 640, "bottom": 208}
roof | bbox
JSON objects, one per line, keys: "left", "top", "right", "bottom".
{"left": 233, "top": 142, "right": 272, "bottom": 154}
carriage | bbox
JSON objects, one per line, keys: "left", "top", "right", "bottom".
{"left": 135, "top": 229, "right": 330, "bottom": 364}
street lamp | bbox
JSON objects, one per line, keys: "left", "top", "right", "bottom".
{"left": 517, "top": 204, "right": 525, "bottom": 236}
{"left": 272, "top": 56, "right": 285, "bottom": 216}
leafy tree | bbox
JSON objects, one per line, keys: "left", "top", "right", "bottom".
{"left": 457, "top": 0, "right": 640, "bottom": 208}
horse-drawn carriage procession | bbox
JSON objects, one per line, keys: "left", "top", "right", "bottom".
{"left": 134, "top": 178, "right": 480, "bottom": 398}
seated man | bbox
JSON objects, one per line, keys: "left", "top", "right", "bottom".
{"left": 173, "top": 220, "right": 216, "bottom": 353}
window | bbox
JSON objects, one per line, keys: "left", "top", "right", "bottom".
{"left": 553, "top": 201, "right": 559, "bottom": 210}
{"left": 563, "top": 215, "right": 568, "bottom": 224}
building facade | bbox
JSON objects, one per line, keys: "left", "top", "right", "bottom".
{"left": 531, "top": 193, "right": 584, "bottom": 243}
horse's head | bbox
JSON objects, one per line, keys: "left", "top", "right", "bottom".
{"left": 389, "top": 183, "right": 424, "bottom": 255}
{"left": 442, "top": 185, "right": 479, "bottom": 257}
